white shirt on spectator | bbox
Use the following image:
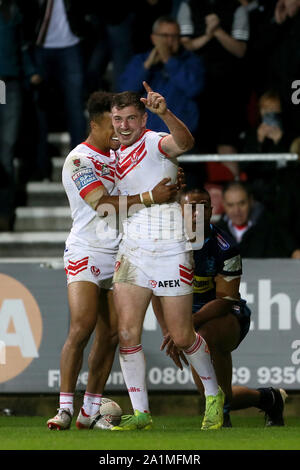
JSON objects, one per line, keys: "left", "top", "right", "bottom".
{"left": 177, "top": 2, "right": 249, "bottom": 42}
{"left": 43, "top": 0, "right": 80, "bottom": 49}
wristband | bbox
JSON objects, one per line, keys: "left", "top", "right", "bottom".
{"left": 142, "top": 191, "right": 152, "bottom": 207}
{"left": 139, "top": 193, "right": 144, "bottom": 204}
{"left": 149, "top": 190, "right": 155, "bottom": 204}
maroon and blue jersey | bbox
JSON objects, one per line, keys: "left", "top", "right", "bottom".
{"left": 192, "top": 224, "right": 250, "bottom": 346}
{"left": 192, "top": 224, "right": 242, "bottom": 307}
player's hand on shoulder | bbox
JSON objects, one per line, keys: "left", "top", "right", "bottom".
{"left": 152, "top": 177, "right": 177, "bottom": 203}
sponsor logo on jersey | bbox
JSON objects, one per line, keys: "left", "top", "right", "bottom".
{"left": 217, "top": 233, "right": 230, "bottom": 251}
{"left": 150, "top": 280, "right": 180, "bottom": 288}
{"left": 72, "top": 168, "right": 98, "bottom": 191}
{"left": 91, "top": 266, "right": 100, "bottom": 277}
{"left": 193, "top": 275, "right": 214, "bottom": 294}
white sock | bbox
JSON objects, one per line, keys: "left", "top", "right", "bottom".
{"left": 82, "top": 392, "right": 102, "bottom": 416}
{"left": 184, "top": 333, "right": 219, "bottom": 397}
{"left": 119, "top": 345, "right": 150, "bottom": 413}
{"left": 59, "top": 392, "right": 74, "bottom": 415}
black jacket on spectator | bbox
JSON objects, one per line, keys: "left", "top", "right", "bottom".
{"left": 18, "top": 0, "right": 90, "bottom": 43}
{"left": 215, "top": 202, "right": 292, "bottom": 258}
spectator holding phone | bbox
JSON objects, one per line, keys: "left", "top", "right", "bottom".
{"left": 241, "top": 90, "right": 291, "bottom": 154}
{"left": 239, "top": 90, "right": 300, "bottom": 259}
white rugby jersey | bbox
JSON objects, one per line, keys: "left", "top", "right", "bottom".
{"left": 115, "top": 130, "right": 189, "bottom": 253}
{"left": 62, "top": 142, "right": 121, "bottom": 251}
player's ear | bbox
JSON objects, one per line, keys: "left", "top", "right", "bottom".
{"left": 142, "top": 111, "right": 148, "bottom": 128}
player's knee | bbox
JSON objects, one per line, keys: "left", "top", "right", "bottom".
{"left": 67, "top": 323, "right": 94, "bottom": 349}
{"left": 118, "top": 327, "right": 139, "bottom": 346}
{"left": 173, "top": 332, "right": 194, "bottom": 351}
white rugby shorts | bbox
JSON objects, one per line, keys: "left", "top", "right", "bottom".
{"left": 113, "top": 245, "right": 194, "bottom": 296}
{"left": 64, "top": 244, "right": 117, "bottom": 289}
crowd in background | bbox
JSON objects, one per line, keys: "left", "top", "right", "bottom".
{"left": 0, "top": 0, "right": 300, "bottom": 257}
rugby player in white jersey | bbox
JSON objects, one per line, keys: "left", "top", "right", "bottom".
{"left": 47, "top": 91, "right": 178, "bottom": 431}
{"left": 110, "top": 82, "right": 224, "bottom": 431}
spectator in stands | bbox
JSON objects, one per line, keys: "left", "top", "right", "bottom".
{"left": 22, "top": 0, "right": 88, "bottom": 181}
{"left": 238, "top": 89, "right": 300, "bottom": 259}
{"left": 131, "top": 0, "right": 174, "bottom": 54}
{"left": 85, "top": 1, "right": 136, "bottom": 93}
{"left": 239, "top": 0, "right": 281, "bottom": 99}
{"left": 177, "top": 0, "right": 249, "bottom": 153}
{"left": 0, "top": 0, "right": 39, "bottom": 230}
{"left": 117, "top": 16, "right": 205, "bottom": 136}
{"left": 242, "top": 90, "right": 292, "bottom": 154}
{"left": 215, "top": 181, "right": 293, "bottom": 258}
{"left": 239, "top": 89, "right": 297, "bottom": 206}
{"left": 268, "top": 0, "right": 300, "bottom": 141}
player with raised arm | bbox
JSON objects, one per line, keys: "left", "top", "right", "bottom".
{"left": 157, "top": 188, "right": 287, "bottom": 428}
{"left": 47, "top": 91, "right": 178, "bottom": 431}
{"left": 110, "top": 82, "right": 224, "bottom": 431}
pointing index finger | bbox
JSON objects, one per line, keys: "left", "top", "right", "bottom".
{"left": 143, "top": 81, "right": 153, "bottom": 93}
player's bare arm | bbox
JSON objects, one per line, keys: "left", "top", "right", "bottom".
{"left": 140, "top": 81, "right": 194, "bottom": 157}
{"left": 192, "top": 275, "right": 241, "bottom": 330}
{"left": 84, "top": 177, "right": 178, "bottom": 213}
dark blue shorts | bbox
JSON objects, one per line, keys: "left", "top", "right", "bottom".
{"left": 192, "top": 299, "right": 251, "bottom": 348}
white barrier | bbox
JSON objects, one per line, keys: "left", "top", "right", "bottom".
{"left": 178, "top": 153, "right": 299, "bottom": 162}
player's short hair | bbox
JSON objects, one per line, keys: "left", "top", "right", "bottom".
{"left": 111, "top": 91, "right": 146, "bottom": 114}
{"left": 181, "top": 187, "right": 211, "bottom": 203}
{"left": 87, "top": 91, "right": 113, "bottom": 121}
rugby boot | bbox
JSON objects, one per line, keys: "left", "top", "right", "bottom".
{"left": 201, "top": 387, "right": 225, "bottom": 430}
{"left": 111, "top": 409, "right": 153, "bottom": 431}
{"left": 76, "top": 408, "right": 113, "bottom": 430}
{"left": 258, "top": 388, "right": 288, "bottom": 426}
{"left": 47, "top": 408, "right": 72, "bottom": 430}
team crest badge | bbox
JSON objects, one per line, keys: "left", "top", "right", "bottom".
{"left": 91, "top": 266, "right": 100, "bottom": 277}
{"left": 149, "top": 280, "right": 157, "bottom": 288}
{"left": 131, "top": 151, "right": 138, "bottom": 163}
{"left": 100, "top": 164, "right": 110, "bottom": 176}
{"left": 73, "top": 158, "right": 81, "bottom": 167}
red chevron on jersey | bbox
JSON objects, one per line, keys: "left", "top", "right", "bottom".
{"left": 86, "top": 156, "right": 115, "bottom": 183}
{"left": 116, "top": 140, "right": 147, "bottom": 180}
{"left": 66, "top": 257, "right": 89, "bottom": 276}
{"left": 179, "top": 264, "right": 194, "bottom": 285}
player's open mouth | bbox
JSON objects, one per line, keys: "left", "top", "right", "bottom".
{"left": 111, "top": 137, "right": 119, "bottom": 141}
{"left": 120, "top": 131, "right": 131, "bottom": 136}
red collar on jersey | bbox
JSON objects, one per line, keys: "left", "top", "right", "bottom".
{"left": 120, "top": 129, "right": 150, "bottom": 151}
{"left": 82, "top": 141, "right": 110, "bottom": 157}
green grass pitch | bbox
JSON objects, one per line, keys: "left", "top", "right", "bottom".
{"left": 0, "top": 415, "right": 299, "bottom": 451}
